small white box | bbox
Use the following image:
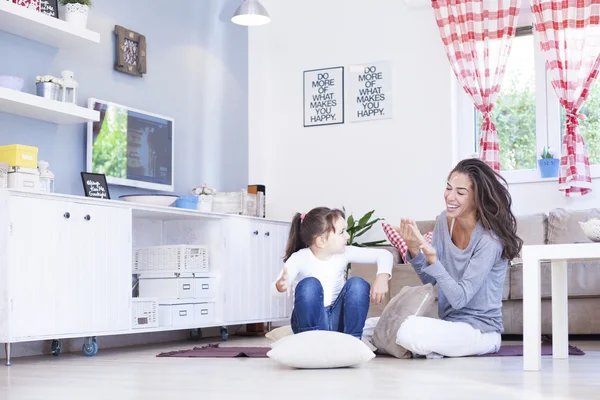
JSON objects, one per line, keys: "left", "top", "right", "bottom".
{"left": 193, "top": 277, "right": 217, "bottom": 299}
{"left": 158, "top": 300, "right": 195, "bottom": 327}
{"left": 7, "top": 167, "right": 39, "bottom": 192}
{"left": 139, "top": 276, "right": 195, "bottom": 299}
{"left": 194, "top": 302, "right": 215, "bottom": 324}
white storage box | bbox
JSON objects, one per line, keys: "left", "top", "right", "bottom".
{"left": 158, "top": 300, "right": 216, "bottom": 327}
{"left": 139, "top": 276, "right": 195, "bottom": 299}
{"left": 132, "top": 298, "right": 159, "bottom": 329}
{"left": 194, "top": 277, "right": 217, "bottom": 299}
{"left": 133, "top": 245, "right": 209, "bottom": 274}
{"left": 7, "top": 166, "right": 39, "bottom": 192}
{"left": 139, "top": 276, "right": 217, "bottom": 300}
{"left": 194, "top": 302, "right": 215, "bottom": 324}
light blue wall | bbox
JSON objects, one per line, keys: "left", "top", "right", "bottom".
{"left": 0, "top": 0, "right": 248, "bottom": 198}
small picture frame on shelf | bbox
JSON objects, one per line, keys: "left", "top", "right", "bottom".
{"left": 81, "top": 172, "right": 110, "bottom": 199}
{"left": 40, "top": 0, "right": 58, "bottom": 18}
{"left": 114, "top": 25, "right": 147, "bottom": 78}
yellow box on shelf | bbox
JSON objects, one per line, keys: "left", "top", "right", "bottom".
{"left": 0, "top": 144, "right": 38, "bottom": 169}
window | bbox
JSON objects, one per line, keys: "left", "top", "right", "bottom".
{"left": 455, "top": 13, "right": 600, "bottom": 183}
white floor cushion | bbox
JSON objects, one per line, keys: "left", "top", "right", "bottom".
{"left": 267, "top": 330, "right": 375, "bottom": 369}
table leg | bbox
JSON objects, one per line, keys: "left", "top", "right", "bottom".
{"left": 551, "top": 260, "right": 569, "bottom": 359}
{"left": 523, "top": 256, "right": 542, "bottom": 371}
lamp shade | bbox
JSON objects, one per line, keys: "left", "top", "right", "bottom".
{"left": 231, "top": 0, "right": 271, "bottom": 26}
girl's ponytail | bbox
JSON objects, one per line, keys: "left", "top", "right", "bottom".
{"left": 284, "top": 213, "right": 305, "bottom": 262}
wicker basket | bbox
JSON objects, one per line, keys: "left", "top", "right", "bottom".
{"left": 0, "top": 162, "right": 7, "bottom": 189}
{"left": 133, "top": 244, "right": 209, "bottom": 273}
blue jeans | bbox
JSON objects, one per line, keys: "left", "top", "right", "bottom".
{"left": 290, "top": 276, "right": 370, "bottom": 339}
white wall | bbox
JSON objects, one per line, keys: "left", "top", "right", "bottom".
{"left": 248, "top": 0, "right": 454, "bottom": 239}
{"left": 248, "top": 0, "right": 600, "bottom": 237}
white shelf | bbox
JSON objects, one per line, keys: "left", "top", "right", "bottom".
{"left": 0, "top": 87, "right": 99, "bottom": 124}
{"left": 0, "top": 1, "right": 100, "bottom": 47}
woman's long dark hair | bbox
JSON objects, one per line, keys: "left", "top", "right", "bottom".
{"left": 283, "top": 207, "right": 345, "bottom": 262}
{"left": 451, "top": 158, "right": 523, "bottom": 260}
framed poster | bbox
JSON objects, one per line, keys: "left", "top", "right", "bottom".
{"left": 40, "top": 0, "right": 58, "bottom": 18}
{"left": 303, "top": 66, "right": 344, "bottom": 127}
{"left": 81, "top": 172, "right": 111, "bottom": 199}
{"left": 348, "top": 61, "right": 393, "bottom": 123}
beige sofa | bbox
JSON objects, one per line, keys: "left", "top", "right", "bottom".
{"left": 352, "top": 208, "right": 600, "bottom": 335}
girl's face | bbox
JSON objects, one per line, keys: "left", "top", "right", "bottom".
{"left": 321, "top": 216, "right": 350, "bottom": 254}
{"left": 444, "top": 172, "right": 476, "bottom": 219}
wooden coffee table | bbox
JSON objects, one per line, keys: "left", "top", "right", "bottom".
{"left": 522, "top": 243, "right": 600, "bottom": 371}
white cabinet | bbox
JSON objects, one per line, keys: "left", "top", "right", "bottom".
{"left": 1, "top": 195, "right": 131, "bottom": 340}
{"left": 222, "top": 218, "right": 292, "bottom": 324}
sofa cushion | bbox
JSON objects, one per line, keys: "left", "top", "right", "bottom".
{"left": 547, "top": 208, "right": 600, "bottom": 244}
{"left": 509, "top": 260, "right": 600, "bottom": 299}
{"left": 516, "top": 212, "right": 547, "bottom": 246}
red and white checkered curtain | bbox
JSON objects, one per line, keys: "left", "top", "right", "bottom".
{"left": 432, "top": 0, "right": 521, "bottom": 171}
{"left": 531, "top": 0, "right": 600, "bottom": 196}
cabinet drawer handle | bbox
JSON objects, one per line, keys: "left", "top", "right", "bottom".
{"left": 201, "top": 309, "right": 209, "bottom": 315}
{"left": 84, "top": 215, "right": 91, "bottom": 221}
{"left": 201, "top": 284, "right": 209, "bottom": 289}
{"left": 253, "top": 230, "right": 259, "bottom": 235}
{"left": 265, "top": 231, "right": 270, "bottom": 237}
{"left": 179, "top": 310, "right": 188, "bottom": 316}
{"left": 63, "top": 212, "right": 70, "bottom": 219}
{"left": 182, "top": 284, "right": 191, "bottom": 290}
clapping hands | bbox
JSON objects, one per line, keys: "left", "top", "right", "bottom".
{"left": 395, "top": 219, "right": 437, "bottom": 265}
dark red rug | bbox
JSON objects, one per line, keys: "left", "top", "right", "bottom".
{"left": 156, "top": 341, "right": 585, "bottom": 359}
{"left": 157, "top": 343, "right": 271, "bottom": 358}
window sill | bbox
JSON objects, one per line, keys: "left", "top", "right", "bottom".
{"left": 501, "top": 166, "right": 600, "bottom": 185}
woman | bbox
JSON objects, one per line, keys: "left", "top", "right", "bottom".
{"left": 395, "top": 158, "right": 523, "bottom": 358}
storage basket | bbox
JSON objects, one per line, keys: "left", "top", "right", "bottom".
{"left": 133, "top": 245, "right": 209, "bottom": 273}
{"left": 0, "top": 162, "right": 7, "bottom": 189}
{"left": 132, "top": 298, "right": 159, "bottom": 329}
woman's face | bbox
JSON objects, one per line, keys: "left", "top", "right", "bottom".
{"left": 444, "top": 172, "right": 476, "bottom": 219}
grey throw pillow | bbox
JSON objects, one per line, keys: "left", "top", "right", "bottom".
{"left": 372, "top": 283, "right": 435, "bottom": 358}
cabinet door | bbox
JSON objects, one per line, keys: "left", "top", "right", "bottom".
{"left": 8, "top": 197, "right": 75, "bottom": 337}
{"left": 222, "top": 218, "right": 254, "bottom": 323}
{"left": 8, "top": 197, "right": 131, "bottom": 338}
{"left": 70, "top": 202, "right": 131, "bottom": 334}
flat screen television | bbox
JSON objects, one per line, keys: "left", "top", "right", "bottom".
{"left": 86, "top": 98, "right": 175, "bottom": 192}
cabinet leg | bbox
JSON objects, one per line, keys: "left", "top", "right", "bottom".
{"left": 5, "top": 343, "right": 11, "bottom": 366}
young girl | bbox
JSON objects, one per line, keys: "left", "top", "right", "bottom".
{"left": 272, "top": 206, "right": 393, "bottom": 339}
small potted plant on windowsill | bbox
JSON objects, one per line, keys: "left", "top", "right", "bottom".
{"left": 59, "top": 0, "right": 92, "bottom": 28}
{"left": 538, "top": 146, "right": 560, "bottom": 178}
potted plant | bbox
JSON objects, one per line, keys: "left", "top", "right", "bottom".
{"left": 538, "top": 146, "right": 560, "bottom": 178}
{"left": 344, "top": 208, "right": 389, "bottom": 279}
{"left": 192, "top": 183, "right": 216, "bottom": 212}
{"left": 35, "top": 75, "right": 61, "bottom": 101}
{"left": 59, "top": 0, "right": 92, "bottom": 28}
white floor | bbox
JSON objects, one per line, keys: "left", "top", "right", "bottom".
{"left": 1, "top": 336, "right": 599, "bottom": 400}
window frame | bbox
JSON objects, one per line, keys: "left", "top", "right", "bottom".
{"left": 453, "top": 11, "right": 600, "bottom": 184}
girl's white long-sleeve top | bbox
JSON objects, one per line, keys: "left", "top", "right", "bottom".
{"left": 271, "top": 246, "right": 393, "bottom": 307}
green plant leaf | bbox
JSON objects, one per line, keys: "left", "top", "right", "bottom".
{"left": 358, "top": 210, "right": 375, "bottom": 227}
{"left": 354, "top": 239, "right": 388, "bottom": 247}
{"left": 354, "top": 218, "right": 383, "bottom": 238}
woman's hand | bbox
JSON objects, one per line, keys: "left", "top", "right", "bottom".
{"left": 409, "top": 223, "right": 437, "bottom": 265}
{"left": 370, "top": 273, "right": 389, "bottom": 305}
{"left": 395, "top": 218, "right": 421, "bottom": 258}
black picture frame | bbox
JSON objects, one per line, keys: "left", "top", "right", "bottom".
{"left": 81, "top": 172, "right": 111, "bottom": 200}
{"left": 40, "top": 0, "right": 59, "bottom": 18}
{"left": 303, "top": 66, "right": 345, "bottom": 128}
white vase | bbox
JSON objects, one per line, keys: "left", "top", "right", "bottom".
{"left": 197, "top": 194, "right": 213, "bottom": 212}
{"left": 64, "top": 3, "right": 89, "bottom": 28}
